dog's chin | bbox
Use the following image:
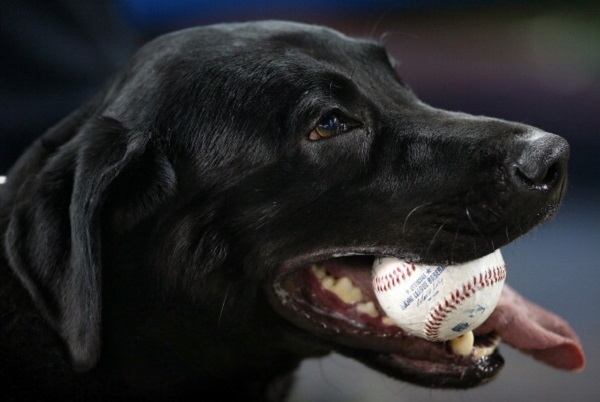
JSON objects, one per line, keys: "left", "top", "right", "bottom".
{"left": 268, "top": 252, "right": 505, "bottom": 388}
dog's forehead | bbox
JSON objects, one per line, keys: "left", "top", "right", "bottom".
{"left": 109, "top": 21, "right": 404, "bottom": 126}
{"left": 160, "top": 21, "right": 389, "bottom": 68}
{"left": 214, "top": 20, "right": 377, "bottom": 48}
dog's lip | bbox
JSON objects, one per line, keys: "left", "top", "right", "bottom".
{"left": 342, "top": 346, "right": 504, "bottom": 388}
{"left": 275, "top": 248, "right": 422, "bottom": 280}
{"left": 274, "top": 245, "right": 494, "bottom": 279}
{"left": 268, "top": 249, "right": 505, "bottom": 387}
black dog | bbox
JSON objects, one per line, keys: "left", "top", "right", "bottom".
{"left": 0, "top": 21, "right": 584, "bottom": 401}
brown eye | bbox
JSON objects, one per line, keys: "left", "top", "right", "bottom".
{"left": 309, "top": 113, "right": 354, "bottom": 140}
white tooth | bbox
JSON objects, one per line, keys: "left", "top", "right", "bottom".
{"left": 356, "top": 301, "right": 379, "bottom": 318}
{"left": 381, "top": 316, "right": 397, "bottom": 326}
{"left": 321, "top": 276, "right": 335, "bottom": 290}
{"left": 332, "top": 277, "right": 363, "bottom": 304}
{"left": 473, "top": 335, "right": 501, "bottom": 359}
{"left": 472, "top": 346, "right": 492, "bottom": 359}
{"left": 349, "top": 288, "right": 363, "bottom": 303}
{"left": 317, "top": 271, "right": 363, "bottom": 305}
{"left": 334, "top": 276, "right": 353, "bottom": 292}
{"left": 311, "top": 264, "right": 327, "bottom": 280}
{"left": 449, "top": 331, "right": 475, "bottom": 356}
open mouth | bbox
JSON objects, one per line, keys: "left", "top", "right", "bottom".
{"left": 271, "top": 254, "right": 506, "bottom": 388}
{"left": 270, "top": 250, "right": 585, "bottom": 388}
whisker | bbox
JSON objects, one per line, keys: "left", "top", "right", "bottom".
{"left": 483, "top": 205, "right": 502, "bottom": 218}
{"left": 426, "top": 221, "right": 447, "bottom": 257}
{"left": 402, "top": 202, "right": 431, "bottom": 236}
{"left": 465, "top": 206, "right": 483, "bottom": 237}
{"left": 379, "top": 30, "right": 391, "bottom": 44}
{"left": 368, "top": 12, "right": 389, "bottom": 39}
{"left": 218, "top": 284, "right": 232, "bottom": 326}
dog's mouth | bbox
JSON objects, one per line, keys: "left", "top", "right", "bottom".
{"left": 269, "top": 252, "right": 585, "bottom": 388}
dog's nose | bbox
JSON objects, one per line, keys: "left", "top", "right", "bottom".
{"left": 512, "top": 131, "right": 569, "bottom": 191}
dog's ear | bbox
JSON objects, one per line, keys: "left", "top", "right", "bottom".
{"left": 4, "top": 114, "right": 176, "bottom": 372}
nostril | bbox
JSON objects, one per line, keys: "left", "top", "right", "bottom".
{"left": 515, "top": 160, "right": 562, "bottom": 190}
{"left": 512, "top": 131, "right": 569, "bottom": 192}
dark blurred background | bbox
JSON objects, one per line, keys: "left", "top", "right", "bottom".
{"left": 1, "top": 1, "right": 598, "bottom": 400}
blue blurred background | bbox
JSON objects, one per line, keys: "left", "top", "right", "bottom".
{"left": 1, "top": 1, "right": 598, "bottom": 400}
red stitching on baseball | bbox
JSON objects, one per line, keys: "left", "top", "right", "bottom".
{"left": 373, "top": 262, "right": 416, "bottom": 293}
{"left": 424, "top": 265, "right": 507, "bottom": 342}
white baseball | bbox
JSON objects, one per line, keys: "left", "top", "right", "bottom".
{"left": 372, "top": 249, "right": 506, "bottom": 341}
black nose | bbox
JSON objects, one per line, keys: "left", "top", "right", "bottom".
{"left": 512, "top": 131, "right": 569, "bottom": 192}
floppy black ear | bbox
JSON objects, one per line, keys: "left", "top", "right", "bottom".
{"left": 4, "top": 115, "right": 175, "bottom": 372}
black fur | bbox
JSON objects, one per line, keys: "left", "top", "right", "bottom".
{"left": 0, "top": 21, "right": 569, "bottom": 400}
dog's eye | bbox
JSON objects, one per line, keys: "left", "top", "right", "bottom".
{"left": 309, "top": 113, "right": 354, "bottom": 141}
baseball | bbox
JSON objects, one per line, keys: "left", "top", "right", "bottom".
{"left": 372, "top": 249, "right": 506, "bottom": 342}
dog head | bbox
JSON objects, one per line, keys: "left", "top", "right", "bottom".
{"left": 2, "top": 21, "right": 580, "bottom": 390}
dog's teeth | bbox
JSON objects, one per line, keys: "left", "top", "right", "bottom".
{"left": 311, "top": 265, "right": 363, "bottom": 304}
{"left": 310, "top": 264, "right": 363, "bottom": 304}
{"left": 356, "top": 301, "right": 379, "bottom": 318}
{"left": 311, "top": 264, "right": 327, "bottom": 280}
{"left": 449, "top": 331, "right": 475, "bottom": 356}
{"left": 381, "top": 316, "right": 397, "bottom": 326}
{"left": 449, "top": 332, "right": 501, "bottom": 358}
{"left": 321, "top": 276, "right": 335, "bottom": 290}
{"left": 472, "top": 335, "right": 501, "bottom": 359}
{"left": 331, "top": 277, "right": 363, "bottom": 304}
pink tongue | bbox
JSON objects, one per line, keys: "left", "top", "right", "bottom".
{"left": 474, "top": 285, "right": 585, "bottom": 371}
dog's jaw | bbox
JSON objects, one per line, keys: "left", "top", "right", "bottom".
{"left": 268, "top": 255, "right": 505, "bottom": 388}
{"left": 267, "top": 249, "right": 584, "bottom": 388}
